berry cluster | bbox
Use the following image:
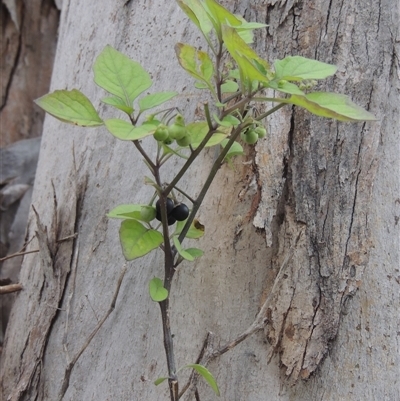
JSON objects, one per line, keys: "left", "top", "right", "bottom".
{"left": 240, "top": 126, "right": 267, "bottom": 145}
{"left": 155, "top": 198, "right": 190, "bottom": 226}
{"left": 153, "top": 114, "right": 192, "bottom": 147}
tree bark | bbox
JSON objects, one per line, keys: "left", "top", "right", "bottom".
{"left": 1, "top": 1, "right": 398, "bottom": 400}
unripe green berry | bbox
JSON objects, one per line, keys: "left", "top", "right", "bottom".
{"left": 241, "top": 129, "right": 258, "bottom": 145}
{"left": 176, "top": 134, "right": 192, "bottom": 147}
{"left": 255, "top": 127, "right": 267, "bottom": 138}
{"left": 154, "top": 124, "right": 169, "bottom": 142}
{"left": 168, "top": 123, "right": 187, "bottom": 140}
{"left": 140, "top": 205, "right": 157, "bottom": 222}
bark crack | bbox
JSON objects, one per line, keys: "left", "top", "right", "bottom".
{"left": 0, "top": 4, "right": 24, "bottom": 111}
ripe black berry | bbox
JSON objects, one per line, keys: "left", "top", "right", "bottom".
{"left": 171, "top": 203, "right": 189, "bottom": 221}
{"left": 156, "top": 198, "right": 175, "bottom": 221}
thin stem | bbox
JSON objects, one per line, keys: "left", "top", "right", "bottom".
{"left": 203, "top": 103, "right": 214, "bottom": 131}
{"left": 255, "top": 102, "right": 287, "bottom": 121}
{"left": 132, "top": 140, "right": 156, "bottom": 172}
{"left": 173, "top": 186, "right": 196, "bottom": 204}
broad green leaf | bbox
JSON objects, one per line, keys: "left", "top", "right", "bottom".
{"left": 173, "top": 237, "right": 196, "bottom": 261}
{"left": 185, "top": 248, "right": 204, "bottom": 259}
{"left": 228, "top": 17, "right": 268, "bottom": 44}
{"left": 105, "top": 119, "right": 159, "bottom": 141}
{"left": 221, "top": 26, "right": 270, "bottom": 89}
{"left": 220, "top": 139, "right": 244, "bottom": 159}
{"left": 204, "top": 0, "right": 241, "bottom": 40}
{"left": 139, "top": 91, "right": 177, "bottom": 112}
{"left": 188, "top": 122, "right": 227, "bottom": 148}
{"left": 288, "top": 92, "right": 377, "bottom": 121}
{"left": 149, "top": 277, "right": 168, "bottom": 302}
{"left": 267, "top": 80, "right": 305, "bottom": 96}
{"left": 107, "top": 204, "right": 142, "bottom": 220}
{"left": 213, "top": 114, "right": 240, "bottom": 127}
{"left": 194, "top": 81, "right": 209, "bottom": 89}
{"left": 221, "top": 80, "right": 239, "bottom": 93}
{"left": 93, "top": 45, "right": 152, "bottom": 108}
{"left": 101, "top": 96, "right": 134, "bottom": 115}
{"left": 184, "top": 364, "right": 220, "bottom": 396}
{"left": 274, "top": 56, "right": 337, "bottom": 81}
{"left": 175, "top": 43, "right": 214, "bottom": 87}
{"left": 119, "top": 220, "right": 163, "bottom": 260}
{"left": 35, "top": 89, "right": 103, "bottom": 127}
{"left": 154, "top": 377, "right": 168, "bottom": 386}
{"left": 177, "top": 0, "right": 213, "bottom": 37}
{"left": 175, "top": 219, "right": 205, "bottom": 239}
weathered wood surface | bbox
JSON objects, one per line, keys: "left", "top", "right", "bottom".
{"left": 0, "top": 0, "right": 59, "bottom": 147}
{"left": 1, "top": 1, "right": 398, "bottom": 400}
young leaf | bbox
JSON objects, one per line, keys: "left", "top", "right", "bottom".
{"left": 105, "top": 119, "right": 159, "bottom": 141}
{"left": 119, "top": 220, "right": 163, "bottom": 260}
{"left": 173, "top": 236, "right": 195, "bottom": 261}
{"left": 204, "top": 0, "right": 241, "bottom": 40}
{"left": 149, "top": 277, "right": 169, "bottom": 302}
{"left": 175, "top": 219, "right": 205, "bottom": 239}
{"left": 154, "top": 377, "right": 168, "bottom": 386}
{"left": 213, "top": 114, "right": 240, "bottom": 127}
{"left": 101, "top": 96, "right": 134, "bottom": 115}
{"left": 139, "top": 91, "right": 178, "bottom": 112}
{"left": 93, "top": 45, "right": 152, "bottom": 108}
{"left": 287, "top": 92, "right": 377, "bottom": 121}
{"left": 188, "top": 122, "right": 227, "bottom": 148}
{"left": 177, "top": 0, "right": 213, "bottom": 38}
{"left": 220, "top": 139, "right": 244, "bottom": 159}
{"left": 267, "top": 80, "right": 305, "bottom": 96}
{"left": 175, "top": 43, "right": 214, "bottom": 89}
{"left": 221, "top": 26, "right": 270, "bottom": 89}
{"left": 221, "top": 80, "right": 239, "bottom": 93}
{"left": 107, "top": 204, "right": 143, "bottom": 220}
{"left": 35, "top": 89, "right": 103, "bottom": 127}
{"left": 184, "top": 364, "right": 220, "bottom": 396}
{"left": 185, "top": 248, "right": 204, "bottom": 259}
{"left": 274, "top": 56, "right": 337, "bottom": 81}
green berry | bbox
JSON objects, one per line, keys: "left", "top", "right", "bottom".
{"left": 176, "top": 134, "right": 192, "bottom": 147}
{"left": 168, "top": 123, "right": 187, "bottom": 140}
{"left": 154, "top": 124, "right": 169, "bottom": 142}
{"left": 163, "top": 136, "right": 174, "bottom": 145}
{"left": 255, "top": 127, "right": 267, "bottom": 138}
{"left": 140, "top": 205, "right": 157, "bottom": 222}
{"left": 241, "top": 129, "right": 258, "bottom": 145}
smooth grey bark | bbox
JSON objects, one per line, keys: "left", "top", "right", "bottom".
{"left": 0, "top": 1, "right": 398, "bottom": 400}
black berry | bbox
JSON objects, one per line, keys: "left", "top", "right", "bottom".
{"left": 171, "top": 203, "right": 190, "bottom": 221}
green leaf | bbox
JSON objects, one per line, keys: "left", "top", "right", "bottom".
{"left": 204, "top": 0, "right": 241, "bottom": 40}
{"left": 221, "top": 80, "right": 239, "bottom": 93}
{"left": 119, "top": 220, "right": 163, "bottom": 260}
{"left": 35, "top": 89, "right": 103, "bottom": 127}
{"left": 107, "top": 204, "right": 142, "bottom": 219}
{"left": 173, "top": 237, "right": 195, "bottom": 261}
{"left": 175, "top": 43, "right": 214, "bottom": 88}
{"left": 185, "top": 248, "right": 204, "bottom": 259}
{"left": 139, "top": 91, "right": 178, "bottom": 112}
{"left": 188, "top": 122, "right": 227, "bottom": 148}
{"left": 177, "top": 0, "right": 213, "bottom": 37}
{"left": 267, "top": 80, "right": 305, "bottom": 96}
{"left": 213, "top": 114, "right": 240, "bottom": 127}
{"left": 105, "top": 119, "right": 159, "bottom": 141}
{"left": 274, "top": 56, "right": 337, "bottom": 81}
{"left": 184, "top": 364, "right": 220, "bottom": 396}
{"left": 221, "top": 139, "right": 244, "bottom": 159}
{"left": 175, "top": 219, "right": 205, "bottom": 239}
{"left": 93, "top": 45, "right": 152, "bottom": 108}
{"left": 154, "top": 377, "right": 168, "bottom": 386}
{"left": 101, "top": 96, "right": 134, "bottom": 115}
{"left": 221, "top": 26, "right": 270, "bottom": 90}
{"left": 287, "top": 92, "right": 377, "bottom": 121}
{"left": 149, "top": 277, "right": 168, "bottom": 302}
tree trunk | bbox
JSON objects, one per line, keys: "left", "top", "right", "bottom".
{"left": 1, "top": 1, "right": 398, "bottom": 400}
